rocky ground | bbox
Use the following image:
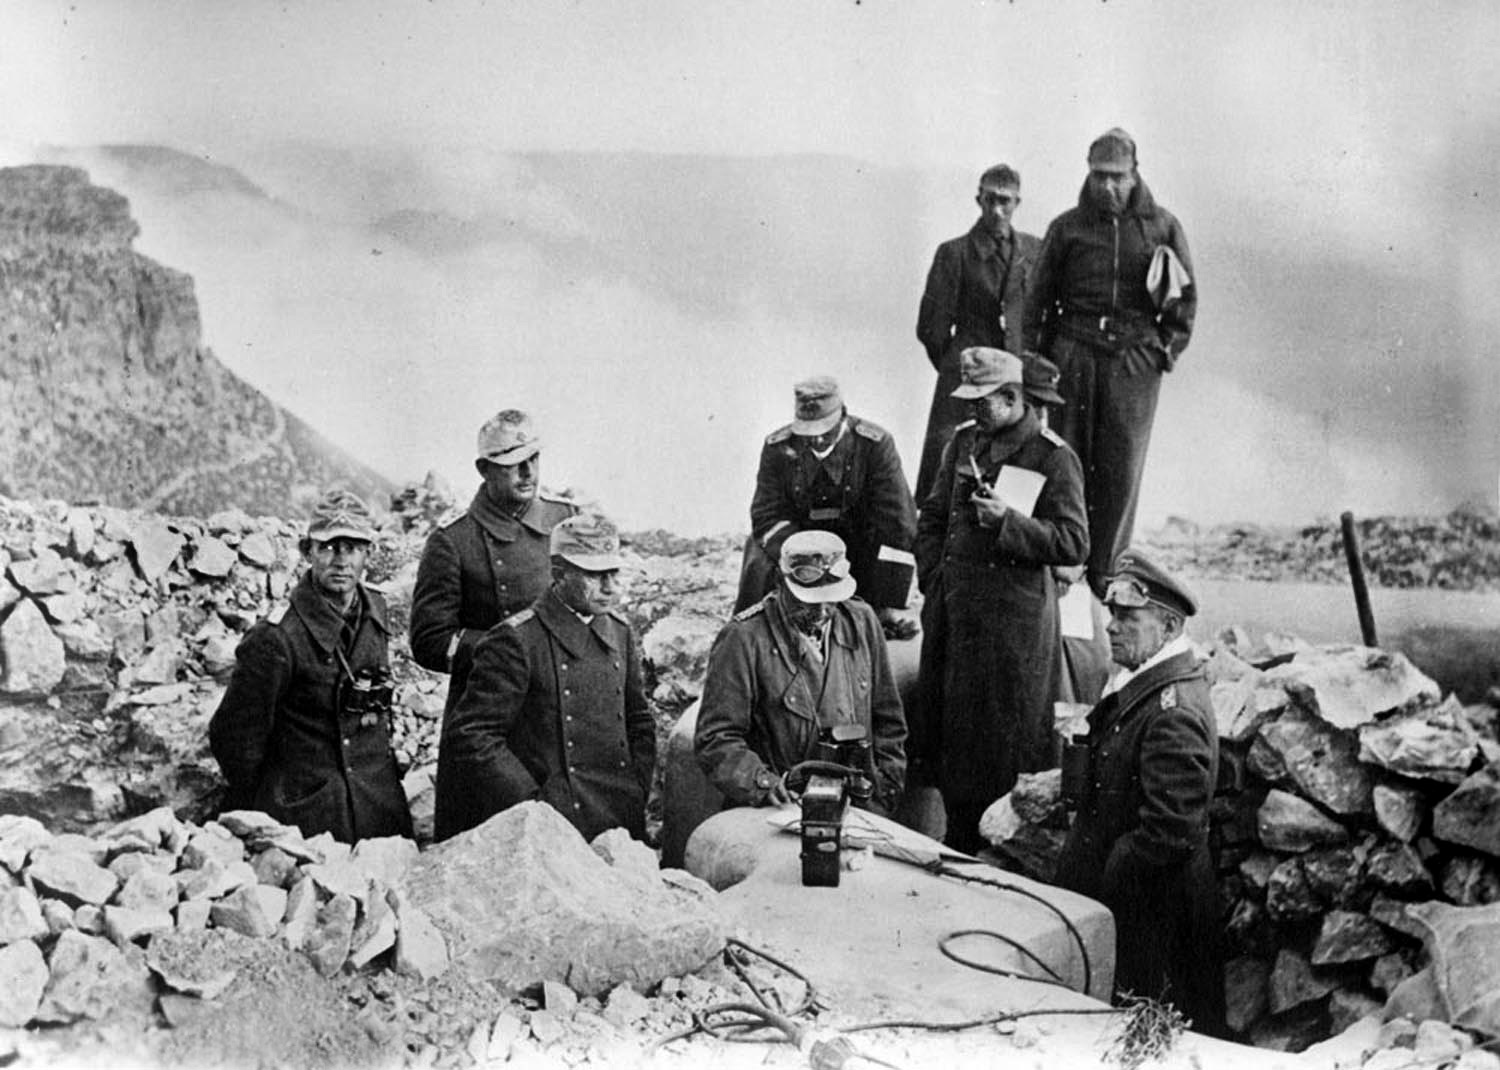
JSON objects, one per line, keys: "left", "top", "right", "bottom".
{"left": 1, "top": 483, "right": 1499, "bottom": 1070}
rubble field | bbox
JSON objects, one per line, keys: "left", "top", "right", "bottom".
{"left": 2, "top": 483, "right": 1499, "bottom": 1069}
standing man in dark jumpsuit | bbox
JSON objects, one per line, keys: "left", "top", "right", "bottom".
{"left": 210, "top": 489, "right": 412, "bottom": 843}
{"left": 735, "top": 376, "right": 918, "bottom": 640}
{"left": 1055, "top": 550, "right": 1225, "bottom": 1037}
{"left": 1024, "top": 128, "right": 1196, "bottom": 595}
{"left": 915, "top": 164, "right": 1040, "bottom": 504}
{"left": 409, "top": 409, "right": 576, "bottom": 717}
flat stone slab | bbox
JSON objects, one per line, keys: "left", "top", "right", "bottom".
{"left": 684, "top": 805, "right": 1113, "bottom": 1017}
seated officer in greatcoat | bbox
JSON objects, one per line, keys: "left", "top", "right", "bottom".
{"left": 700, "top": 531, "right": 907, "bottom": 813}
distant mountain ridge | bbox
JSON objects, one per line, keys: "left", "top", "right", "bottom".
{"left": 0, "top": 164, "right": 392, "bottom": 517}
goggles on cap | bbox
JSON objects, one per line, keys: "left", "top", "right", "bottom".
{"left": 785, "top": 556, "right": 850, "bottom": 588}
{"left": 1103, "top": 577, "right": 1154, "bottom": 609}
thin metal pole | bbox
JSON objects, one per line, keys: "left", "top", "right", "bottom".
{"left": 1340, "top": 511, "right": 1379, "bottom": 647}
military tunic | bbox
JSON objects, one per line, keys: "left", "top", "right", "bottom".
{"left": 409, "top": 487, "right": 577, "bottom": 715}
{"left": 913, "top": 409, "right": 1088, "bottom": 851}
{"left": 735, "top": 414, "right": 917, "bottom": 613}
{"left": 914, "top": 222, "right": 1041, "bottom": 502}
{"left": 695, "top": 590, "right": 906, "bottom": 812}
{"left": 209, "top": 574, "right": 412, "bottom": 843}
{"left": 433, "top": 587, "right": 655, "bottom": 842}
{"left": 1054, "top": 649, "right": 1226, "bottom": 1036}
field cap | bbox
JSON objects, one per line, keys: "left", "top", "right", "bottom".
{"left": 1088, "top": 127, "right": 1137, "bottom": 172}
{"left": 780, "top": 530, "right": 856, "bottom": 604}
{"left": 306, "top": 489, "right": 377, "bottom": 543}
{"left": 550, "top": 513, "right": 623, "bottom": 571}
{"left": 476, "top": 409, "right": 542, "bottom": 466}
{"left": 1023, "top": 353, "right": 1066, "bottom": 407}
{"left": 792, "top": 376, "right": 844, "bottom": 437}
{"left": 1104, "top": 549, "right": 1198, "bottom": 618}
{"left": 951, "top": 347, "right": 1024, "bottom": 399}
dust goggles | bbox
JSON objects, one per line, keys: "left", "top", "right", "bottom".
{"left": 785, "top": 556, "right": 851, "bottom": 588}
{"left": 1102, "top": 576, "right": 1157, "bottom": 609}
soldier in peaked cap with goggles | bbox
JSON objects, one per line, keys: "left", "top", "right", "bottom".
{"left": 697, "top": 530, "right": 907, "bottom": 813}
{"left": 736, "top": 376, "right": 919, "bottom": 640}
{"left": 435, "top": 512, "right": 656, "bottom": 842}
{"left": 410, "top": 409, "right": 578, "bottom": 721}
{"left": 1054, "top": 549, "right": 1226, "bottom": 1036}
{"left": 1023, "top": 127, "right": 1197, "bottom": 598}
{"left": 210, "top": 489, "right": 412, "bottom": 843}
{"left": 911, "top": 346, "right": 1088, "bottom": 855}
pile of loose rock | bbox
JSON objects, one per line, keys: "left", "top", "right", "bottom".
{"left": 984, "top": 633, "right": 1500, "bottom": 1054}
{"left": 0, "top": 491, "right": 744, "bottom": 846}
{"left": 0, "top": 799, "right": 727, "bottom": 1068}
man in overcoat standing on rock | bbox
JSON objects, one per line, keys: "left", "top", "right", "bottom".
{"left": 915, "top": 164, "right": 1040, "bottom": 504}
{"left": 1054, "top": 550, "right": 1225, "bottom": 1037}
{"left": 698, "top": 530, "right": 907, "bottom": 814}
{"left": 434, "top": 513, "right": 655, "bottom": 843}
{"left": 210, "top": 489, "right": 412, "bottom": 843}
{"left": 913, "top": 347, "right": 1088, "bottom": 855}
{"left": 735, "top": 376, "right": 918, "bottom": 640}
{"left": 409, "top": 409, "right": 577, "bottom": 717}
{"left": 1024, "top": 129, "right": 1196, "bottom": 596}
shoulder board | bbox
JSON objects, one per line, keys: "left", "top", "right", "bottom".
{"left": 607, "top": 608, "right": 631, "bottom": 626}
{"left": 852, "top": 419, "right": 885, "bottom": 442}
{"left": 954, "top": 419, "right": 977, "bottom": 432}
{"left": 503, "top": 608, "right": 536, "bottom": 629}
{"left": 733, "top": 600, "right": 768, "bottom": 622}
{"left": 1040, "top": 427, "right": 1066, "bottom": 447}
{"left": 538, "top": 489, "right": 575, "bottom": 506}
{"left": 765, "top": 425, "right": 793, "bottom": 446}
{"left": 1159, "top": 684, "right": 1178, "bottom": 710}
{"left": 438, "top": 507, "right": 468, "bottom": 530}
{"left": 264, "top": 604, "right": 289, "bottom": 625}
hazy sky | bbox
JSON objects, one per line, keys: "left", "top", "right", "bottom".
{"left": 4, "top": 1, "right": 1498, "bottom": 531}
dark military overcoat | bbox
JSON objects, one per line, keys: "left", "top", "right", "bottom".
{"left": 735, "top": 414, "right": 917, "bottom": 612}
{"left": 1053, "top": 648, "right": 1226, "bottom": 1037}
{"left": 914, "top": 222, "right": 1041, "bottom": 501}
{"left": 409, "top": 487, "right": 576, "bottom": 715}
{"left": 695, "top": 590, "right": 906, "bottom": 812}
{"left": 433, "top": 587, "right": 655, "bottom": 842}
{"left": 209, "top": 574, "right": 412, "bottom": 843}
{"left": 913, "top": 410, "right": 1088, "bottom": 814}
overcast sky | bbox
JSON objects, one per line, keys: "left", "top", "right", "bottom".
{"left": 4, "top": 1, "right": 1498, "bottom": 530}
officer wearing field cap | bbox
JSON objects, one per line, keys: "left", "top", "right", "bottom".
{"left": 410, "top": 409, "right": 577, "bottom": 720}
{"left": 1055, "top": 548, "right": 1225, "bottom": 1036}
{"left": 913, "top": 345, "right": 1088, "bottom": 854}
{"left": 1024, "top": 128, "right": 1196, "bottom": 597}
{"left": 698, "top": 530, "right": 907, "bottom": 812}
{"left": 211, "top": 489, "right": 412, "bottom": 843}
{"left": 736, "top": 376, "right": 918, "bottom": 639}
{"left": 435, "top": 512, "right": 655, "bottom": 842}
{"left": 1022, "top": 352, "right": 1066, "bottom": 410}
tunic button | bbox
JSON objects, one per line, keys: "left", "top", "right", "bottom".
{"left": 619, "top": 760, "right": 626, "bottom": 768}
{"left": 564, "top": 689, "right": 571, "bottom": 696}
{"left": 566, "top": 715, "right": 573, "bottom": 722}
{"left": 342, "top": 738, "right": 351, "bottom": 746}
{"left": 574, "top": 802, "right": 581, "bottom": 810}
{"left": 561, "top": 663, "right": 568, "bottom": 671}
{"left": 613, "top": 661, "right": 620, "bottom": 669}
{"left": 569, "top": 765, "right": 576, "bottom": 773}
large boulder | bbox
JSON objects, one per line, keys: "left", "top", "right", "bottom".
{"left": 1360, "top": 698, "right": 1481, "bottom": 784}
{"left": 1433, "top": 765, "right": 1500, "bottom": 857}
{"left": 1257, "top": 788, "right": 1348, "bottom": 852}
{"left": 405, "top": 802, "right": 725, "bottom": 997}
{"left": 1266, "top": 646, "right": 1439, "bottom": 730}
{"left": 1405, "top": 900, "right": 1500, "bottom": 1038}
{"left": 1250, "top": 713, "right": 1372, "bottom": 816}
{"left": 979, "top": 769, "right": 1069, "bottom": 882}
{"left": 1, "top": 598, "right": 66, "bottom": 693}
